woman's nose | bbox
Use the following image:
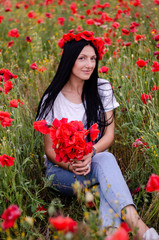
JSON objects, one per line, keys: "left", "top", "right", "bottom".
{"left": 86, "top": 59, "right": 93, "bottom": 68}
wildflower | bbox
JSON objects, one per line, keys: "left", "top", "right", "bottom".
{"left": 30, "top": 62, "right": 37, "bottom": 70}
{"left": 33, "top": 119, "right": 50, "bottom": 134}
{"left": 57, "top": 17, "right": 65, "bottom": 25}
{"left": 120, "top": 222, "right": 131, "bottom": 232}
{"left": 36, "top": 205, "right": 47, "bottom": 215}
{"left": 9, "top": 99, "right": 23, "bottom": 108}
{"left": 7, "top": 41, "right": 14, "bottom": 47}
{"left": 112, "top": 22, "right": 120, "bottom": 29}
{"left": 25, "top": 36, "right": 32, "bottom": 42}
{"left": 0, "top": 15, "right": 4, "bottom": 23}
{"left": 151, "top": 85, "right": 159, "bottom": 91}
{"left": 122, "top": 42, "right": 131, "bottom": 47}
{"left": 49, "top": 215, "right": 77, "bottom": 233}
{"left": 121, "top": 28, "right": 129, "bottom": 35}
{"left": 105, "top": 227, "right": 129, "bottom": 240}
{"left": 146, "top": 174, "right": 159, "bottom": 192}
{"left": 86, "top": 19, "right": 94, "bottom": 25}
{"left": 45, "top": 13, "right": 52, "bottom": 18}
{"left": 153, "top": 34, "right": 159, "bottom": 41}
{"left": 37, "top": 66, "right": 46, "bottom": 72}
{"left": 70, "top": 2, "right": 77, "bottom": 14}
{"left": 104, "top": 37, "right": 112, "bottom": 46}
{"left": 99, "top": 66, "right": 109, "bottom": 74}
{"left": 0, "top": 69, "right": 17, "bottom": 82}
{"left": 136, "top": 59, "right": 147, "bottom": 68}
{"left": 1, "top": 205, "right": 21, "bottom": 230}
{"left": 4, "top": 81, "right": 13, "bottom": 94}
{"left": 141, "top": 93, "right": 151, "bottom": 104}
{"left": 90, "top": 123, "right": 99, "bottom": 141}
{"left": 135, "top": 34, "right": 145, "bottom": 42}
{"left": 151, "top": 61, "right": 159, "bottom": 72}
{"left": 8, "top": 29, "right": 20, "bottom": 38}
{"left": 28, "top": 11, "right": 37, "bottom": 19}
{"left": 0, "top": 154, "right": 15, "bottom": 167}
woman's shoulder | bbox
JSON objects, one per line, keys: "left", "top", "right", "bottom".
{"left": 97, "top": 78, "right": 112, "bottom": 90}
{"left": 98, "top": 78, "right": 110, "bottom": 84}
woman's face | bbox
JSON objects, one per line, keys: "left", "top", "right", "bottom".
{"left": 70, "top": 45, "right": 97, "bottom": 81}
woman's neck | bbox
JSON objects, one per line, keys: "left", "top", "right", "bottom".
{"left": 63, "top": 77, "right": 84, "bottom": 95}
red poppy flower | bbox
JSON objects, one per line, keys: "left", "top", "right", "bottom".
{"left": 28, "top": 11, "right": 37, "bottom": 18}
{"left": 5, "top": 8, "right": 12, "bottom": 12}
{"left": 0, "top": 15, "right": 4, "bottom": 23}
{"left": 49, "top": 215, "right": 77, "bottom": 233}
{"left": 154, "top": 0, "right": 159, "bottom": 5}
{"left": 33, "top": 120, "right": 50, "bottom": 134}
{"left": 104, "top": 37, "right": 112, "bottom": 46}
{"left": 30, "top": 62, "right": 37, "bottom": 70}
{"left": 120, "top": 222, "right": 131, "bottom": 232}
{"left": 90, "top": 123, "right": 99, "bottom": 141}
{"left": 37, "top": 18, "right": 44, "bottom": 24}
{"left": 121, "top": 28, "right": 130, "bottom": 35}
{"left": 86, "top": 19, "right": 94, "bottom": 25}
{"left": 25, "top": 36, "right": 32, "bottom": 42}
{"left": 86, "top": 9, "right": 91, "bottom": 15}
{"left": 4, "top": 81, "right": 13, "bottom": 94}
{"left": 153, "top": 34, "right": 159, "bottom": 41}
{"left": 70, "top": 2, "right": 77, "bottom": 14}
{"left": 36, "top": 205, "right": 47, "bottom": 215}
{"left": 8, "top": 29, "right": 19, "bottom": 38}
{"left": 122, "top": 42, "right": 131, "bottom": 46}
{"left": 57, "top": 17, "right": 65, "bottom": 25}
{"left": 0, "top": 154, "right": 15, "bottom": 167}
{"left": 99, "top": 66, "right": 109, "bottom": 74}
{"left": 0, "top": 116, "right": 14, "bottom": 128}
{"left": 105, "top": 227, "right": 129, "bottom": 240}
{"left": 151, "top": 61, "right": 159, "bottom": 72}
{"left": 0, "top": 69, "right": 17, "bottom": 82}
{"left": 45, "top": 0, "right": 54, "bottom": 5}
{"left": 1, "top": 205, "right": 21, "bottom": 230}
{"left": 8, "top": 41, "right": 14, "bottom": 47}
{"left": 151, "top": 85, "right": 159, "bottom": 91}
{"left": 135, "top": 34, "right": 145, "bottom": 42}
{"left": 112, "top": 22, "right": 120, "bottom": 29}
{"left": 146, "top": 174, "right": 159, "bottom": 192}
{"left": 136, "top": 59, "right": 147, "bottom": 68}
{"left": 141, "top": 93, "right": 151, "bottom": 104}
{"left": 45, "top": 13, "right": 52, "bottom": 18}
{"left": 9, "top": 99, "right": 23, "bottom": 108}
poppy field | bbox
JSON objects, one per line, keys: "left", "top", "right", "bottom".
{"left": 0, "top": 0, "right": 159, "bottom": 239}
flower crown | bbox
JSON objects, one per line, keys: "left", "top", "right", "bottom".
{"left": 58, "top": 30, "right": 105, "bottom": 60}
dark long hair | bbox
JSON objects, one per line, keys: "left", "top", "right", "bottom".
{"left": 36, "top": 39, "right": 114, "bottom": 141}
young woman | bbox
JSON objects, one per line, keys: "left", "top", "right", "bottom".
{"left": 36, "top": 31, "right": 159, "bottom": 240}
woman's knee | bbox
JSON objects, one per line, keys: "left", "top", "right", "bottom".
{"left": 92, "top": 151, "right": 117, "bottom": 166}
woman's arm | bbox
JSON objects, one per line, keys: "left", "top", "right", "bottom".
{"left": 93, "top": 110, "right": 115, "bottom": 153}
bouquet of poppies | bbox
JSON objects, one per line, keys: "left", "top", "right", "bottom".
{"left": 33, "top": 118, "right": 99, "bottom": 163}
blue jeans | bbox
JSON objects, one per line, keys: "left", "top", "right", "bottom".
{"left": 45, "top": 152, "right": 135, "bottom": 228}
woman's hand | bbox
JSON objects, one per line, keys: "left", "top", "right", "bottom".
{"left": 70, "top": 152, "right": 93, "bottom": 176}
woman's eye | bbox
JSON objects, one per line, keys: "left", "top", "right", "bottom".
{"left": 79, "top": 57, "right": 85, "bottom": 60}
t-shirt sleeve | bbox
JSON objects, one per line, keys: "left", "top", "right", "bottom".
{"left": 36, "top": 94, "right": 54, "bottom": 125}
{"left": 98, "top": 78, "right": 119, "bottom": 112}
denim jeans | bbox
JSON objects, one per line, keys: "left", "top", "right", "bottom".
{"left": 45, "top": 152, "right": 135, "bottom": 228}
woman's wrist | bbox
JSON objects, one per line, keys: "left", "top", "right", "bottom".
{"left": 67, "top": 162, "right": 71, "bottom": 171}
{"left": 92, "top": 146, "right": 96, "bottom": 158}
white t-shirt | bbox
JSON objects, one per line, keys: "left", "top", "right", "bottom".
{"left": 45, "top": 78, "right": 119, "bottom": 126}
